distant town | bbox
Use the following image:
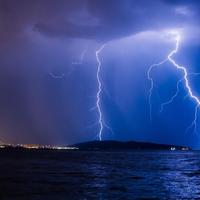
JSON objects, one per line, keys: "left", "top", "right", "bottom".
{"left": 0, "top": 143, "right": 79, "bottom": 150}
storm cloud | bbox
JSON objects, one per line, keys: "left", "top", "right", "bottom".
{"left": 1, "top": 0, "right": 199, "bottom": 42}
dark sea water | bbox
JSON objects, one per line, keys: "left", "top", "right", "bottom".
{"left": 0, "top": 150, "right": 200, "bottom": 200}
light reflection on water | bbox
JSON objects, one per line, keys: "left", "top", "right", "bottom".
{"left": 0, "top": 151, "right": 200, "bottom": 199}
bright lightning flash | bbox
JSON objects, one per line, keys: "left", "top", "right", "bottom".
{"left": 93, "top": 44, "right": 113, "bottom": 141}
{"left": 148, "top": 32, "right": 200, "bottom": 134}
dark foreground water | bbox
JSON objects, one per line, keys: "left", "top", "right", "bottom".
{"left": 0, "top": 150, "right": 200, "bottom": 200}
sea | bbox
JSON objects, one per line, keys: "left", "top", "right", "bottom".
{"left": 0, "top": 150, "right": 199, "bottom": 200}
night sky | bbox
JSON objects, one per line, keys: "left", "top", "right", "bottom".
{"left": 1, "top": 0, "right": 200, "bottom": 148}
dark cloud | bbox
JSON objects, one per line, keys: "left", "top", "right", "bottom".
{"left": 33, "top": 21, "right": 98, "bottom": 40}
{"left": 32, "top": 0, "right": 199, "bottom": 41}
{"left": 0, "top": 0, "right": 195, "bottom": 43}
{"left": 0, "top": 0, "right": 86, "bottom": 42}
{"left": 33, "top": 0, "right": 179, "bottom": 41}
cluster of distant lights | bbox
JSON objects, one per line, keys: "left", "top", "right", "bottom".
{"left": 0, "top": 144, "right": 78, "bottom": 150}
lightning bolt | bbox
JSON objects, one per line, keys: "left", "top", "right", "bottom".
{"left": 91, "top": 44, "right": 113, "bottom": 141}
{"left": 148, "top": 33, "right": 200, "bottom": 134}
{"left": 49, "top": 45, "right": 112, "bottom": 141}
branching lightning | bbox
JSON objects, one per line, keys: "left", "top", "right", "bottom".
{"left": 148, "top": 33, "right": 200, "bottom": 134}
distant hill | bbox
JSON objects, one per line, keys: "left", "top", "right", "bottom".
{"left": 70, "top": 140, "right": 190, "bottom": 151}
